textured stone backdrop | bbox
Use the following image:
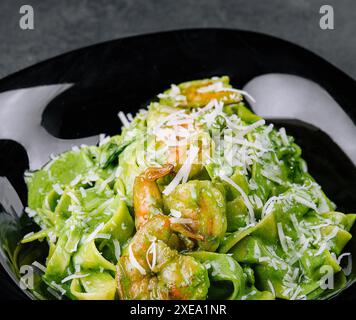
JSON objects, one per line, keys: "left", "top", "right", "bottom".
{"left": 0, "top": 0, "right": 355, "bottom": 79}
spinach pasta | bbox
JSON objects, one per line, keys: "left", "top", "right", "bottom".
{"left": 22, "top": 76, "right": 355, "bottom": 300}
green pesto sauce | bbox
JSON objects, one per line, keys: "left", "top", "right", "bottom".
{"left": 23, "top": 76, "right": 355, "bottom": 300}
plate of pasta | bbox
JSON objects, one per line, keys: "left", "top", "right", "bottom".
{"left": 0, "top": 29, "right": 355, "bottom": 300}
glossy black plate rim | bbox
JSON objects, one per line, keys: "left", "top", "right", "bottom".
{"left": 0, "top": 28, "right": 355, "bottom": 115}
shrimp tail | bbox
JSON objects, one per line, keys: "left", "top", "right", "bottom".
{"left": 144, "top": 164, "right": 174, "bottom": 181}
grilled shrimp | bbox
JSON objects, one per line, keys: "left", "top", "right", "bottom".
{"left": 163, "top": 180, "right": 227, "bottom": 251}
{"left": 116, "top": 215, "right": 209, "bottom": 300}
{"left": 133, "top": 164, "right": 174, "bottom": 230}
{"left": 171, "top": 77, "right": 241, "bottom": 108}
{"left": 134, "top": 166, "right": 227, "bottom": 251}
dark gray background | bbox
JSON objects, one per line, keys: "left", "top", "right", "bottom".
{"left": 0, "top": 0, "right": 355, "bottom": 79}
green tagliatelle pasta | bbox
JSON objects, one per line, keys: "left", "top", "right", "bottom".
{"left": 22, "top": 76, "right": 355, "bottom": 300}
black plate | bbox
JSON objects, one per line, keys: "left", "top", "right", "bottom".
{"left": 0, "top": 28, "right": 355, "bottom": 300}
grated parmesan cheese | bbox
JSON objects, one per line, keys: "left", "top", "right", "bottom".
{"left": 277, "top": 222, "right": 289, "bottom": 254}
{"left": 32, "top": 261, "right": 46, "bottom": 273}
{"left": 128, "top": 243, "right": 146, "bottom": 275}
{"left": 279, "top": 127, "right": 289, "bottom": 146}
{"left": 85, "top": 222, "right": 105, "bottom": 243}
{"left": 25, "top": 207, "right": 37, "bottom": 218}
{"left": 52, "top": 184, "right": 63, "bottom": 195}
{"left": 163, "top": 146, "right": 199, "bottom": 195}
{"left": 267, "top": 280, "right": 276, "bottom": 297}
{"left": 113, "top": 239, "right": 121, "bottom": 261}
{"left": 146, "top": 239, "right": 157, "bottom": 271}
{"left": 118, "top": 111, "right": 130, "bottom": 128}
{"left": 220, "top": 174, "right": 255, "bottom": 224}
{"left": 169, "top": 209, "right": 182, "bottom": 218}
{"left": 169, "top": 217, "right": 194, "bottom": 225}
{"left": 61, "top": 273, "right": 89, "bottom": 284}
{"left": 70, "top": 174, "right": 82, "bottom": 186}
{"left": 67, "top": 191, "right": 80, "bottom": 204}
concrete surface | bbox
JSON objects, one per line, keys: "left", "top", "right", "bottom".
{"left": 0, "top": 0, "right": 355, "bottom": 79}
